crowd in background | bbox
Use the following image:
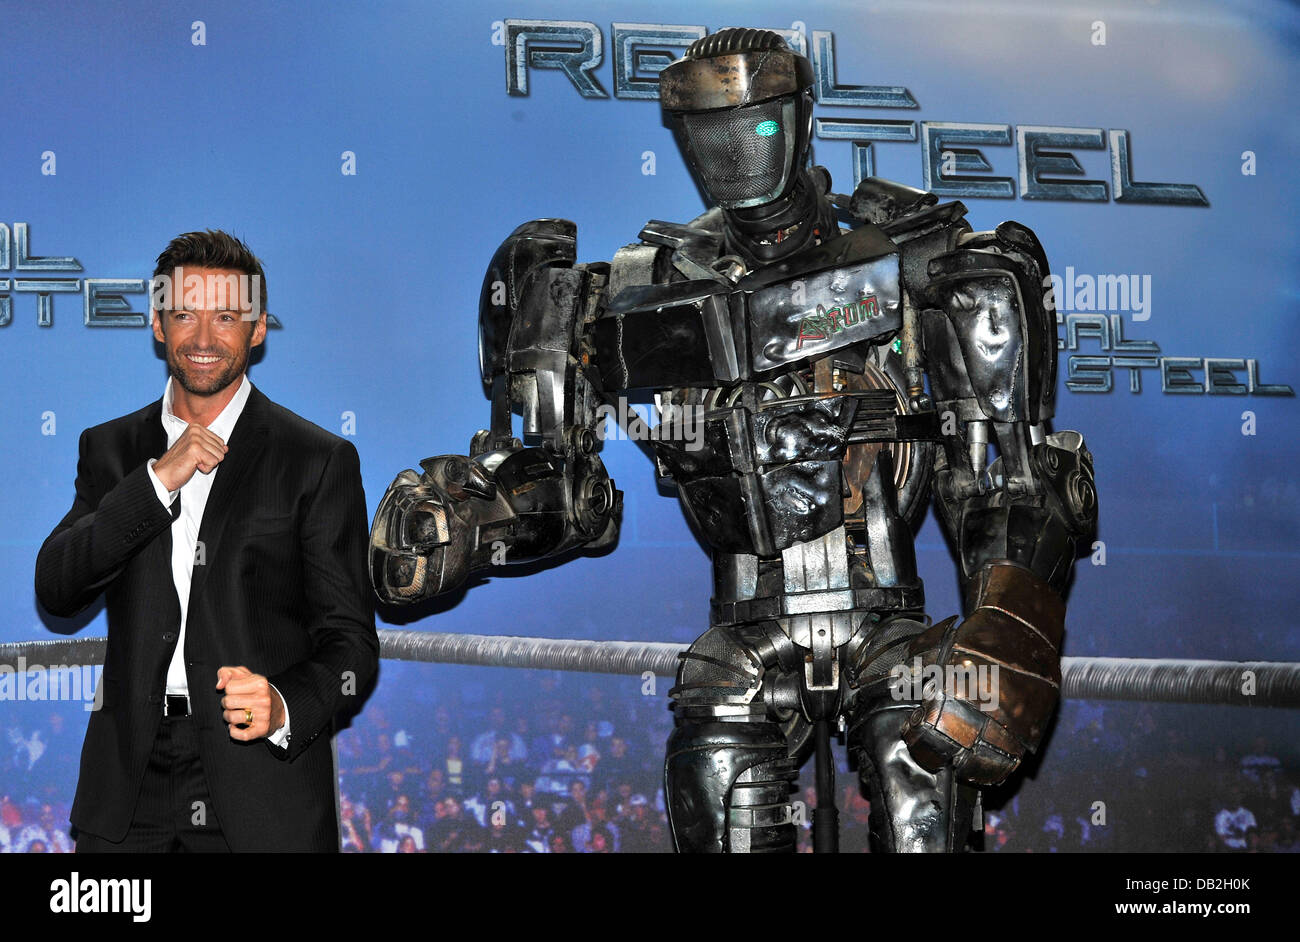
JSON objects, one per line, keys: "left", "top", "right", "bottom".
{"left": 334, "top": 670, "right": 674, "bottom": 853}
{"left": 2, "top": 671, "right": 1297, "bottom": 852}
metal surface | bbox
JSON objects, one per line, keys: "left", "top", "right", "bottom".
{"left": 477, "top": 218, "right": 576, "bottom": 396}
{"left": 658, "top": 39, "right": 814, "bottom": 112}
{"left": 850, "top": 703, "right": 978, "bottom": 852}
{"left": 746, "top": 240, "right": 901, "bottom": 372}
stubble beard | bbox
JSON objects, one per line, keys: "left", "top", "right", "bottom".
{"left": 167, "top": 344, "right": 249, "bottom": 397}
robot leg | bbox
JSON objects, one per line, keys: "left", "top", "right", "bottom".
{"left": 843, "top": 614, "right": 978, "bottom": 852}
{"left": 665, "top": 625, "right": 798, "bottom": 853}
{"left": 848, "top": 699, "right": 979, "bottom": 853}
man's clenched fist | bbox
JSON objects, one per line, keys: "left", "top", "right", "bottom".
{"left": 216, "top": 665, "right": 285, "bottom": 742}
{"left": 154, "top": 424, "right": 228, "bottom": 492}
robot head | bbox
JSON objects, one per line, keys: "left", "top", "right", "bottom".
{"left": 660, "top": 28, "right": 815, "bottom": 211}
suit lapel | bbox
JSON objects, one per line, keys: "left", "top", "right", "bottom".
{"left": 186, "top": 386, "right": 272, "bottom": 614}
{"left": 134, "top": 398, "right": 181, "bottom": 627}
{"left": 133, "top": 399, "right": 168, "bottom": 473}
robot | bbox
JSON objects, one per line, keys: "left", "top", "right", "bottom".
{"left": 370, "top": 28, "right": 1098, "bottom": 853}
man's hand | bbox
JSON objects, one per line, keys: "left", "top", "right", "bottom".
{"left": 154, "top": 424, "right": 228, "bottom": 492}
{"left": 216, "top": 666, "right": 285, "bottom": 742}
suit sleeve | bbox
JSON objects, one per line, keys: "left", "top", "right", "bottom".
{"left": 267, "top": 439, "right": 378, "bottom": 761}
{"left": 35, "top": 429, "right": 176, "bottom": 617}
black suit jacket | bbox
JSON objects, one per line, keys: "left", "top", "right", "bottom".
{"left": 34, "top": 384, "right": 378, "bottom": 851}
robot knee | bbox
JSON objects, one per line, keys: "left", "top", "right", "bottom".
{"left": 664, "top": 720, "right": 796, "bottom": 853}
{"left": 669, "top": 625, "right": 767, "bottom": 722}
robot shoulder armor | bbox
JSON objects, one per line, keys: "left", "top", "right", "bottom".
{"left": 478, "top": 219, "right": 577, "bottom": 390}
{"left": 844, "top": 176, "right": 939, "bottom": 226}
{"left": 918, "top": 220, "right": 1058, "bottom": 424}
{"left": 481, "top": 219, "right": 577, "bottom": 314}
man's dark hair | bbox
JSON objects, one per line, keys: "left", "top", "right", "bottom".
{"left": 152, "top": 229, "right": 268, "bottom": 313}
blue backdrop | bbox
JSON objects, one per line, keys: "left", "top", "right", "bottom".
{"left": 3, "top": 0, "right": 1297, "bottom": 853}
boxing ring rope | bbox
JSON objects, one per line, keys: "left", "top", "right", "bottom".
{"left": 2, "top": 631, "right": 1299, "bottom": 707}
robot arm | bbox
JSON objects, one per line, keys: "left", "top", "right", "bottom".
{"left": 369, "top": 220, "right": 621, "bottom": 604}
{"left": 903, "top": 220, "right": 1098, "bottom": 785}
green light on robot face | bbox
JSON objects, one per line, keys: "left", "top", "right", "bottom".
{"left": 755, "top": 120, "right": 780, "bottom": 137}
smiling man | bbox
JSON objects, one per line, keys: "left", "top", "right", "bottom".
{"left": 35, "top": 229, "right": 378, "bottom": 852}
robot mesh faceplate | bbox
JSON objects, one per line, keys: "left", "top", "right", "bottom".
{"left": 660, "top": 38, "right": 815, "bottom": 210}
{"left": 675, "top": 97, "right": 800, "bottom": 208}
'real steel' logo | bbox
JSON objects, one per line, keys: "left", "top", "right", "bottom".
{"left": 795, "top": 293, "right": 881, "bottom": 350}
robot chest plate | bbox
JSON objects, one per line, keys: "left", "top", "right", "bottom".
{"left": 740, "top": 225, "right": 903, "bottom": 373}
{"left": 595, "top": 223, "right": 903, "bottom": 391}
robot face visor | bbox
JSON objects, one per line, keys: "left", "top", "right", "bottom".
{"left": 675, "top": 97, "right": 798, "bottom": 210}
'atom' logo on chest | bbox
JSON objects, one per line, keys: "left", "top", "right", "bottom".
{"left": 795, "top": 294, "right": 881, "bottom": 350}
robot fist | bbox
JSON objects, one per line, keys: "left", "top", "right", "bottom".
{"left": 369, "top": 456, "right": 501, "bottom": 604}
{"left": 900, "top": 565, "right": 1065, "bottom": 786}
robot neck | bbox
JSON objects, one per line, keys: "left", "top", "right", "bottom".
{"left": 721, "top": 168, "right": 839, "bottom": 266}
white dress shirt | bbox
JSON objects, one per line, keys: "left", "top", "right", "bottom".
{"left": 145, "top": 374, "right": 290, "bottom": 747}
